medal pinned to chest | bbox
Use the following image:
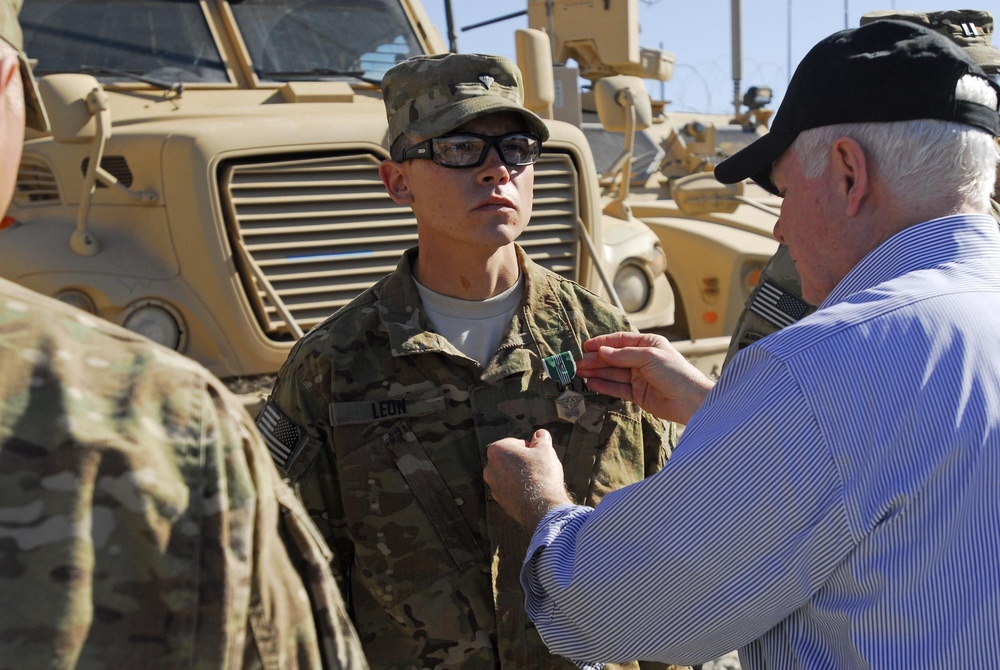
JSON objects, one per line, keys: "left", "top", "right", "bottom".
{"left": 543, "top": 351, "right": 586, "bottom": 423}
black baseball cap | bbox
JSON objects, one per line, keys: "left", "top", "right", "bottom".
{"left": 715, "top": 20, "right": 1000, "bottom": 195}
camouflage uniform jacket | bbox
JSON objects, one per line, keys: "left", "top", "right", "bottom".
{"left": 0, "top": 279, "right": 368, "bottom": 670}
{"left": 262, "top": 247, "right": 674, "bottom": 669}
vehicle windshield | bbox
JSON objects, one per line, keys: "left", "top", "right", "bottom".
{"left": 22, "top": 0, "right": 229, "bottom": 83}
{"left": 229, "top": 0, "right": 423, "bottom": 83}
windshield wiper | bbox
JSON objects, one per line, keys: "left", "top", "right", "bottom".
{"left": 78, "top": 65, "right": 184, "bottom": 95}
{"left": 259, "top": 68, "right": 381, "bottom": 85}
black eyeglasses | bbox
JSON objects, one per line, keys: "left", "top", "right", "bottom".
{"left": 397, "top": 132, "right": 542, "bottom": 168}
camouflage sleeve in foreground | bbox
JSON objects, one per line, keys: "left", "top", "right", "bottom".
{"left": 0, "top": 281, "right": 367, "bottom": 670}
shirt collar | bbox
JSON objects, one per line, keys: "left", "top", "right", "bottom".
{"left": 379, "top": 244, "right": 559, "bottom": 357}
{"left": 822, "top": 213, "right": 1000, "bottom": 309}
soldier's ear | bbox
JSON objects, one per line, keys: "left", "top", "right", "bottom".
{"left": 379, "top": 160, "right": 414, "bottom": 204}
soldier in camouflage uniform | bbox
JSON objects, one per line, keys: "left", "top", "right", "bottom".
{"left": 724, "top": 8, "right": 1000, "bottom": 366}
{"left": 0, "top": 2, "right": 367, "bottom": 666}
{"left": 257, "top": 53, "right": 677, "bottom": 670}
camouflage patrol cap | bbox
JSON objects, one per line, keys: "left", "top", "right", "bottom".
{"left": 382, "top": 53, "right": 549, "bottom": 152}
{"left": 0, "top": 0, "right": 48, "bottom": 131}
{"left": 861, "top": 9, "right": 1000, "bottom": 74}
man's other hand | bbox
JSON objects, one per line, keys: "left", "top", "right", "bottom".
{"left": 485, "top": 430, "right": 574, "bottom": 532}
{"left": 577, "top": 331, "right": 714, "bottom": 424}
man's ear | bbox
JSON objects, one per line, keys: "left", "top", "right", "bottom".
{"left": 379, "top": 160, "right": 414, "bottom": 205}
{"left": 831, "top": 137, "right": 869, "bottom": 217}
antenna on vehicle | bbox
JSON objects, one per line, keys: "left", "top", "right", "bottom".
{"left": 731, "top": 0, "right": 742, "bottom": 117}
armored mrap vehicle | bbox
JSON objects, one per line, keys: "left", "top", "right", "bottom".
{"left": 521, "top": 0, "right": 780, "bottom": 344}
{"left": 9, "top": 0, "right": 675, "bottom": 399}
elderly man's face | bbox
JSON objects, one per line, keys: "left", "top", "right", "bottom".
{"left": 770, "top": 147, "right": 857, "bottom": 305}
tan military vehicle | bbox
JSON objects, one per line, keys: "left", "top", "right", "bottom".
{"left": 519, "top": 0, "right": 780, "bottom": 346}
{"left": 9, "top": 0, "right": 677, "bottom": 401}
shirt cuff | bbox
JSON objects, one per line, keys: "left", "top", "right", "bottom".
{"left": 523, "top": 504, "right": 589, "bottom": 568}
{"left": 523, "top": 503, "right": 587, "bottom": 605}
{"left": 520, "top": 504, "right": 598, "bottom": 668}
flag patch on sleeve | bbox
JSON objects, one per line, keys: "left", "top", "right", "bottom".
{"left": 748, "top": 279, "right": 812, "bottom": 328}
{"left": 256, "top": 400, "right": 304, "bottom": 470}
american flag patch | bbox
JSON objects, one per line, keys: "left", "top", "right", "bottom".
{"left": 748, "top": 279, "right": 812, "bottom": 329}
{"left": 256, "top": 401, "right": 303, "bottom": 470}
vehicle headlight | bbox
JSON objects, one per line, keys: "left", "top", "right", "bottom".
{"left": 122, "top": 299, "right": 186, "bottom": 351}
{"left": 741, "top": 260, "right": 767, "bottom": 297}
{"left": 613, "top": 263, "right": 651, "bottom": 313}
{"left": 55, "top": 289, "right": 96, "bottom": 314}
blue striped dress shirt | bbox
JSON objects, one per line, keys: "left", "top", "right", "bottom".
{"left": 521, "top": 214, "right": 1000, "bottom": 668}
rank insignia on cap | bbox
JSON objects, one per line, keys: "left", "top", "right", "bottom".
{"left": 961, "top": 22, "right": 983, "bottom": 37}
{"left": 478, "top": 74, "right": 494, "bottom": 89}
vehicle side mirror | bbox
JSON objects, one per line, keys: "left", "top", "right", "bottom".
{"left": 37, "top": 74, "right": 107, "bottom": 143}
{"left": 672, "top": 172, "right": 744, "bottom": 215}
{"left": 515, "top": 28, "right": 555, "bottom": 119}
{"left": 597, "top": 75, "right": 652, "bottom": 219}
{"left": 594, "top": 75, "right": 651, "bottom": 132}
{"left": 36, "top": 73, "right": 117, "bottom": 256}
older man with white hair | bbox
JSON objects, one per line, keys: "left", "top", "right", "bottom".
{"left": 484, "top": 19, "right": 1000, "bottom": 669}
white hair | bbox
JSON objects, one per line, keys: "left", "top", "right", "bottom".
{"left": 792, "top": 75, "right": 1000, "bottom": 210}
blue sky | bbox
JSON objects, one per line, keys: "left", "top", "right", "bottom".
{"left": 422, "top": 1, "right": 1000, "bottom": 114}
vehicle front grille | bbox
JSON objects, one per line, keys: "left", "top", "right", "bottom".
{"left": 14, "top": 156, "right": 60, "bottom": 205}
{"left": 220, "top": 151, "right": 583, "bottom": 340}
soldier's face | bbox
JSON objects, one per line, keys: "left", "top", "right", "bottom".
{"left": 400, "top": 112, "right": 534, "bottom": 256}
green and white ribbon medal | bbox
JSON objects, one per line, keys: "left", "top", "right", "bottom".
{"left": 543, "top": 351, "right": 585, "bottom": 423}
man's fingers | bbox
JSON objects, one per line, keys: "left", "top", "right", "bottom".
{"left": 580, "top": 343, "right": 659, "bottom": 374}
{"left": 594, "top": 344, "right": 658, "bottom": 372}
{"left": 583, "top": 331, "right": 666, "bottom": 353}
{"left": 486, "top": 437, "right": 527, "bottom": 462}
{"left": 490, "top": 437, "right": 529, "bottom": 450}
{"left": 580, "top": 376, "right": 632, "bottom": 401}
{"left": 529, "top": 429, "right": 552, "bottom": 449}
{"left": 582, "top": 331, "right": 644, "bottom": 352}
{"left": 576, "top": 360, "right": 633, "bottom": 384}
